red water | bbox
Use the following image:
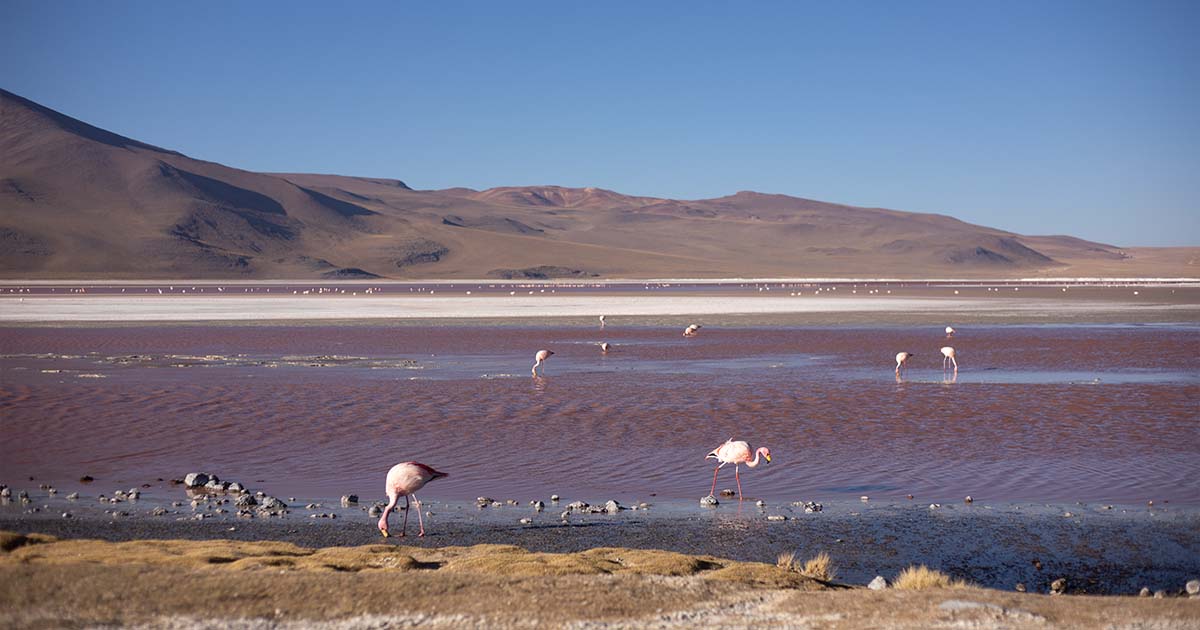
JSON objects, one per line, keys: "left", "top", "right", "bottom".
{"left": 1, "top": 324, "right": 1197, "bottom": 504}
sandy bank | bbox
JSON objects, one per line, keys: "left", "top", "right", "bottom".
{"left": 2, "top": 532, "right": 1197, "bottom": 629}
{"left": 3, "top": 294, "right": 1198, "bottom": 323}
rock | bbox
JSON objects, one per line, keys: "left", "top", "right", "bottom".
{"left": 1139, "top": 587, "right": 1152, "bottom": 597}
{"left": 205, "top": 480, "right": 229, "bottom": 492}
{"left": 476, "top": 497, "right": 495, "bottom": 507}
{"left": 341, "top": 494, "right": 358, "bottom": 507}
{"left": 183, "top": 473, "right": 211, "bottom": 488}
{"left": 1186, "top": 579, "right": 1199, "bottom": 596}
{"left": 860, "top": 495, "right": 869, "bottom": 502}
{"left": 755, "top": 500, "right": 766, "bottom": 507}
{"left": 1050, "top": 578, "right": 1067, "bottom": 595}
{"left": 235, "top": 494, "right": 257, "bottom": 508}
{"left": 505, "top": 499, "right": 518, "bottom": 506}
{"left": 0, "top": 487, "right": 9, "bottom": 498}
{"left": 47, "top": 487, "right": 57, "bottom": 495}
{"left": 804, "top": 502, "right": 823, "bottom": 513}
{"left": 566, "top": 500, "right": 589, "bottom": 512}
{"left": 1154, "top": 590, "right": 1165, "bottom": 599}
{"left": 1015, "top": 583, "right": 1026, "bottom": 592}
{"left": 868, "top": 576, "right": 887, "bottom": 590}
{"left": 61, "top": 512, "right": 72, "bottom": 519}
{"left": 766, "top": 514, "right": 786, "bottom": 521}
{"left": 228, "top": 482, "right": 245, "bottom": 493}
{"left": 906, "top": 494, "right": 914, "bottom": 499}
{"left": 1032, "top": 559, "right": 1043, "bottom": 571}
{"left": 17, "top": 490, "right": 29, "bottom": 500}
{"left": 604, "top": 500, "right": 620, "bottom": 514}
{"left": 66, "top": 492, "right": 79, "bottom": 501}
{"left": 368, "top": 504, "right": 383, "bottom": 517}
{"left": 531, "top": 500, "right": 544, "bottom": 511}
{"left": 550, "top": 495, "right": 560, "bottom": 502}
{"left": 519, "top": 518, "right": 532, "bottom": 524}
{"left": 258, "top": 496, "right": 287, "bottom": 511}
{"left": 127, "top": 490, "right": 140, "bottom": 500}
{"left": 306, "top": 503, "right": 319, "bottom": 509}
{"left": 929, "top": 503, "right": 941, "bottom": 509}
{"left": 700, "top": 495, "right": 719, "bottom": 507}
{"left": 719, "top": 489, "right": 735, "bottom": 497}
{"left": 964, "top": 495, "right": 973, "bottom": 503}
{"left": 79, "top": 476, "right": 94, "bottom": 483}
{"left": 152, "top": 507, "right": 168, "bottom": 516}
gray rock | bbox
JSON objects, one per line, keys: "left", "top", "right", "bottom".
{"left": 1015, "top": 583, "right": 1026, "bottom": 592}
{"left": 1154, "top": 590, "right": 1166, "bottom": 599}
{"left": 368, "top": 504, "right": 383, "bottom": 517}
{"left": 803, "top": 501, "right": 823, "bottom": 513}
{"left": 766, "top": 515, "right": 786, "bottom": 521}
{"left": 719, "top": 489, "right": 735, "bottom": 497}
{"left": 151, "top": 507, "right": 168, "bottom": 516}
{"left": 235, "top": 494, "right": 257, "bottom": 508}
{"left": 566, "top": 500, "right": 589, "bottom": 512}
{"left": 47, "top": 487, "right": 57, "bottom": 495}
{"left": 604, "top": 500, "right": 621, "bottom": 514}
{"left": 929, "top": 503, "right": 942, "bottom": 509}
{"left": 550, "top": 494, "right": 560, "bottom": 502}
{"left": 66, "top": 492, "right": 79, "bottom": 501}
{"left": 0, "top": 487, "right": 10, "bottom": 498}
{"left": 341, "top": 494, "right": 358, "bottom": 507}
{"left": 1139, "top": 587, "right": 1151, "bottom": 597}
{"left": 61, "top": 512, "right": 72, "bottom": 519}
{"left": 183, "top": 473, "right": 212, "bottom": 488}
{"left": 205, "top": 480, "right": 229, "bottom": 492}
{"left": 127, "top": 490, "right": 140, "bottom": 500}
{"left": 755, "top": 500, "right": 766, "bottom": 507}
{"left": 306, "top": 503, "right": 319, "bottom": 509}
{"left": 531, "top": 500, "right": 545, "bottom": 512}
{"left": 476, "top": 497, "right": 495, "bottom": 507}
{"left": 964, "top": 495, "right": 973, "bottom": 503}
{"left": 17, "top": 490, "right": 29, "bottom": 500}
{"left": 519, "top": 518, "right": 532, "bottom": 524}
{"left": 868, "top": 576, "right": 887, "bottom": 590}
{"left": 700, "top": 495, "right": 718, "bottom": 507}
{"left": 560, "top": 510, "right": 570, "bottom": 520}
{"left": 228, "top": 482, "right": 245, "bottom": 493}
{"left": 1186, "top": 579, "right": 1199, "bottom": 596}
{"left": 258, "top": 496, "right": 287, "bottom": 511}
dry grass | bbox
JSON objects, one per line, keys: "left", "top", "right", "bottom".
{"left": 776, "top": 551, "right": 836, "bottom": 582}
{"left": 892, "top": 564, "right": 970, "bottom": 590}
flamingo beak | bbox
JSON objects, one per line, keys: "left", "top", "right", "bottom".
{"left": 379, "top": 527, "right": 389, "bottom": 538}
{"left": 705, "top": 451, "right": 717, "bottom": 460}
{"left": 765, "top": 454, "right": 772, "bottom": 463}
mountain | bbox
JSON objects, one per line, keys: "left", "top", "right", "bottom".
{"left": 1, "top": 88, "right": 1194, "bottom": 279}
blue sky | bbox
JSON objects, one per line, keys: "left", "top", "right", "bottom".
{"left": 3, "top": 1, "right": 1197, "bottom": 246}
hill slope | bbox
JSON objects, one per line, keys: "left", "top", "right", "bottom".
{"left": 1, "top": 89, "right": 1194, "bottom": 279}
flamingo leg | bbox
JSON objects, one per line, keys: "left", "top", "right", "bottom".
{"left": 414, "top": 494, "right": 425, "bottom": 537}
{"left": 400, "top": 495, "right": 410, "bottom": 537}
{"left": 710, "top": 464, "right": 721, "bottom": 496}
{"left": 951, "top": 357, "right": 958, "bottom": 371}
{"left": 735, "top": 465, "right": 743, "bottom": 500}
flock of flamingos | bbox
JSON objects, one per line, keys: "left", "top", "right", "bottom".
{"left": 378, "top": 320, "right": 962, "bottom": 538}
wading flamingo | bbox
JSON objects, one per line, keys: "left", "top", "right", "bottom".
{"left": 941, "top": 346, "right": 958, "bottom": 372}
{"left": 895, "top": 351, "right": 915, "bottom": 376}
{"left": 683, "top": 324, "right": 702, "bottom": 337}
{"left": 706, "top": 438, "right": 771, "bottom": 499}
{"left": 532, "top": 349, "right": 554, "bottom": 376}
{"left": 945, "top": 326, "right": 956, "bottom": 337}
{"left": 378, "top": 462, "right": 447, "bottom": 538}
{"left": 599, "top": 342, "right": 611, "bottom": 354}
{"left": 599, "top": 315, "right": 606, "bottom": 328}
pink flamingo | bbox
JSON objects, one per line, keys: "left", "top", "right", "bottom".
{"left": 599, "top": 342, "right": 611, "bottom": 354}
{"left": 378, "top": 462, "right": 447, "bottom": 538}
{"left": 532, "top": 349, "right": 554, "bottom": 376}
{"left": 599, "top": 315, "right": 606, "bottom": 329}
{"left": 945, "top": 326, "right": 956, "bottom": 338}
{"left": 941, "top": 346, "right": 958, "bottom": 372}
{"left": 705, "top": 438, "right": 771, "bottom": 499}
{"left": 895, "top": 351, "right": 915, "bottom": 376}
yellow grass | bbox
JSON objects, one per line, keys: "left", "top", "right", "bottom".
{"left": 777, "top": 551, "right": 836, "bottom": 582}
{"left": 892, "top": 564, "right": 970, "bottom": 590}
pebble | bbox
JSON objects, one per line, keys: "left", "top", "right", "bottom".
{"left": 700, "top": 495, "right": 719, "bottom": 507}
{"left": 906, "top": 494, "right": 914, "bottom": 499}
{"left": 719, "top": 489, "right": 735, "bottom": 497}
{"left": 860, "top": 495, "right": 869, "bottom": 502}
{"left": 1154, "top": 590, "right": 1165, "bottom": 599}
{"left": 1186, "top": 579, "right": 1199, "bottom": 596}
{"left": 929, "top": 503, "right": 941, "bottom": 509}
{"left": 550, "top": 495, "right": 560, "bottom": 502}
{"left": 519, "top": 518, "right": 532, "bottom": 525}
{"left": 341, "top": 495, "right": 358, "bottom": 507}
{"left": 531, "top": 500, "right": 545, "bottom": 512}
{"left": 66, "top": 492, "right": 79, "bottom": 501}
{"left": 604, "top": 500, "right": 621, "bottom": 514}
{"left": 0, "top": 487, "right": 10, "bottom": 498}
{"left": 61, "top": 512, "right": 72, "bottom": 519}
{"left": 47, "top": 487, "right": 57, "bottom": 495}
{"left": 964, "top": 495, "right": 973, "bottom": 503}
{"left": 755, "top": 500, "right": 766, "bottom": 507}
{"left": 560, "top": 510, "right": 570, "bottom": 520}
{"left": 1139, "top": 587, "right": 1151, "bottom": 597}
{"left": 1050, "top": 578, "right": 1067, "bottom": 595}
{"left": 151, "top": 507, "right": 168, "bottom": 516}
{"left": 368, "top": 504, "right": 383, "bottom": 517}
{"left": 868, "top": 576, "right": 887, "bottom": 590}
{"left": 18, "top": 490, "right": 29, "bottom": 500}
{"left": 258, "top": 496, "right": 287, "bottom": 511}
{"left": 228, "top": 482, "right": 245, "bottom": 493}
{"left": 766, "top": 515, "right": 786, "bottom": 521}
{"left": 79, "top": 476, "right": 93, "bottom": 483}
{"left": 236, "top": 495, "right": 257, "bottom": 508}
{"left": 1015, "top": 583, "right": 1026, "bottom": 593}
{"left": 306, "top": 503, "right": 320, "bottom": 509}
{"left": 566, "top": 500, "right": 590, "bottom": 512}
{"left": 476, "top": 497, "right": 495, "bottom": 507}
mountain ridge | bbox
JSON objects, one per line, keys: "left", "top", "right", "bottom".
{"left": 1, "top": 88, "right": 1194, "bottom": 279}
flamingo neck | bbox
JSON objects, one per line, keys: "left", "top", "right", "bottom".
{"left": 746, "top": 449, "right": 764, "bottom": 468}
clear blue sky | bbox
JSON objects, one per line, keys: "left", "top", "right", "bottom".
{"left": 3, "top": 1, "right": 1197, "bottom": 246}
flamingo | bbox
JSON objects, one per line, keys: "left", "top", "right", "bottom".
{"left": 941, "top": 346, "right": 958, "bottom": 372}
{"left": 599, "top": 315, "right": 606, "bottom": 328}
{"left": 683, "top": 324, "right": 702, "bottom": 337}
{"left": 945, "top": 326, "right": 956, "bottom": 337}
{"left": 532, "top": 349, "right": 554, "bottom": 376}
{"left": 378, "top": 462, "right": 447, "bottom": 538}
{"left": 599, "top": 342, "right": 611, "bottom": 354}
{"left": 895, "top": 351, "right": 915, "bottom": 375}
{"left": 705, "top": 438, "right": 771, "bottom": 499}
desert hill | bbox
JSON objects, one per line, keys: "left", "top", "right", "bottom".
{"left": 1, "top": 88, "right": 1194, "bottom": 279}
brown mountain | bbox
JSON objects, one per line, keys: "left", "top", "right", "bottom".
{"left": 1, "top": 88, "right": 1194, "bottom": 279}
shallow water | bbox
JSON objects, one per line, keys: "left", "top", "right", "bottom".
{"left": 1, "top": 324, "right": 1197, "bottom": 505}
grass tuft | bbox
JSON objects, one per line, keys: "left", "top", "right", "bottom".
{"left": 892, "top": 564, "right": 970, "bottom": 590}
{"left": 800, "top": 552, "right": 836, "bottom": 581}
